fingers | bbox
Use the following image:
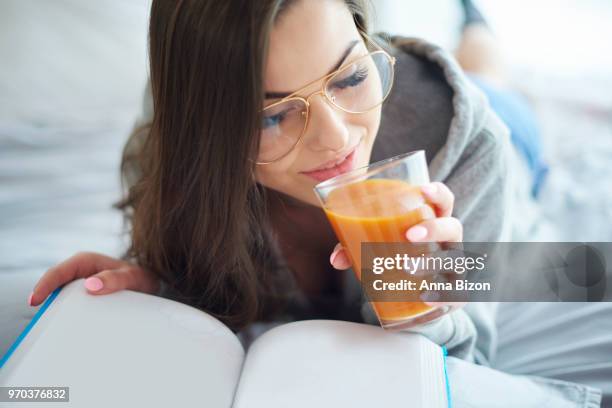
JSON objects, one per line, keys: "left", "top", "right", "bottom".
{"left": 85, "top": 266, "right": 160, "bottom": 296}
{"left": 330, "top": 243, "right": 352, "bottom": 270}
{"left": 406, "top": 217, "right": 463, "bottom": 243}
{"left": 30, "top": 252, "right": 124, "bottom": 306}
{"left": 84, "top": 267, "right": 136, "bottom": 296}
{"left": 421, "top": 182, "right": 454, "bottom": 218}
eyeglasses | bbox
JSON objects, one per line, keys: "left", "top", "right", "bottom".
{"left": 256, "top": 33, "right": 396, "bottom": 165}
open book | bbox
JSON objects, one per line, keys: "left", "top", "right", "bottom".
{"left": 0, "top": 279, "right": 450, "bottom": 407}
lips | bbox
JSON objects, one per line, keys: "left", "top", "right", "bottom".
{"left": 300, "top": 146, "right": 358, "bottom": 182}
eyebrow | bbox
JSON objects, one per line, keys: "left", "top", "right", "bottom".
{"left": 264, "top": 39, "right": 360, "bottom": 100}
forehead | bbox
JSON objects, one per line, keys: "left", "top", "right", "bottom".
{"left": 265, "top": 0, "right": 361, "bottom": 94}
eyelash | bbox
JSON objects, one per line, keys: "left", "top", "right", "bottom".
{"left": 330, "top": 65, "right": 369, "bottom": 90}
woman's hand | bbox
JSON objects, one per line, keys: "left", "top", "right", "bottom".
{"left": 328, "top": 181, "right": 465, "bottom": 309}
{"left": 29, "top": 252, "right": 160, "bottom": 307}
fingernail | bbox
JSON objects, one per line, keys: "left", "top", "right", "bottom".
{"left": 335, "top": 251, "right": 351, "bottom": 269}
{"left": 84, "top": 277, "right": 104, "bottom": 292}
{"left": 28, "top": 292, "right": 34, "bottom": 306}
{"left": 421, "top": 183, "right": 437, "bottom": 196}
{"left": 330, "top": 250, "right": 339, "bottom": 265}
{"left": 407, "top": 225, "right": 428, "bottom": 241}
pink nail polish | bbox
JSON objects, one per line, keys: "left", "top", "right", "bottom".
{"left": 28, "top": 292, "right": 34, "bottom": 306}
{"left": 421, "top": 183, "right": 437, "bottom": 196}
{"left": 84, "top": 277, "right": 104, "bottom": 292}
{"left": 407, "top": 225, "right": 428, "bottom": 241}
{"left": 330, "top": 250, "right": 339, "bottom": 265}
{"left": 336, "top": 251, "right": 351, "bottom": 268}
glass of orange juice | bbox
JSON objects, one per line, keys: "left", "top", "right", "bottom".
{"left": 314, "top": 150, "right": 451, "bottom": 330}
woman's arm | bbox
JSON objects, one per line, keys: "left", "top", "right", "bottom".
{"left": 435, "top": 83, "right": 514, "bottom": 365}
{"left": 402, "top": 114, "right": 511, "bottom": 362}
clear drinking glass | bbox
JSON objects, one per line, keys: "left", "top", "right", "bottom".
{"left": 314, "top": 150, "right": 452, "bottom": 330}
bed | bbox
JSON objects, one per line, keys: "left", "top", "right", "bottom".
{"left": 1, "top": 0, "right": 611, "bottom": 359}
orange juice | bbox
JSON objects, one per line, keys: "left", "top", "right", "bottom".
{"left": 324, "top": 179, "right": 436, "bottom": 322}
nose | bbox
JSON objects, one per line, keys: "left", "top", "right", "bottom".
{"left": 303, "top": 92, "right": 350, "bottom": 152}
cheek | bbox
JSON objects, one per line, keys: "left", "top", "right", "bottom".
{"left": 350, "top": 107, "right": 381, "bottom": 167}
{"left": 366, "top": 106, "right": 382, "bottom": 136}
{"left": 255, "top": 167, "right": 278, "bottom": 188}
{"left": 348, "top": 104, "right": 381, "bottom": 138}
{"left": 356, "top": 107, "right": 382, "bottom": 148}
{"left": 254, "top": 162, "right": 296, "bottom": 191}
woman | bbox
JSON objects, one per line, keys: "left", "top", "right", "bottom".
{"left": 28, "top": 0, "right": 604, "bottom": 406}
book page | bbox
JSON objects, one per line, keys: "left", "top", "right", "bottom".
{"left": 0, "top": 279, "right": 244, "bottom": 408}
{"left": 232, "top": 319, "right": 448, "bottom": 407}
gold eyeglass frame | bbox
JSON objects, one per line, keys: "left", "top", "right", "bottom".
{"left": 255, "top": 32, "right": 396, "bottom": 165}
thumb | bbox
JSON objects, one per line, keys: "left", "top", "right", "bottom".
{"left": 83, "top": 267, "right": 135, "bottom": 295}
{"left": 330, "top": 243, "right": 352, "bottom": 270}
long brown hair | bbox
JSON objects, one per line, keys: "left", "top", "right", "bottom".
{"left": 118, "top": 0, "right": 371, "bottom": 332}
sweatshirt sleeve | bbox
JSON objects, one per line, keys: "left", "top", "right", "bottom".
{"left": 398, "top": 106, "right": 513, "bottom": 364}
{"left": 435, "top": 88, "right": 514, "bottom": 364}
{"left": 442, "top": 105, "right": 513, "bottom": 244}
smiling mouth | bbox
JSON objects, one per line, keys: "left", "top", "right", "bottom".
{"left": 300, "top": 144, "right": 360, "bottom": 182}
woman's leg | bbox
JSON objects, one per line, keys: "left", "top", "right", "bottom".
{"left": 454, "top": 2, "right": 548, "bottom": 197}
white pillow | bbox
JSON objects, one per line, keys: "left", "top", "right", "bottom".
{"left": 0, "top": 0, "right": 150, "bottom": 127}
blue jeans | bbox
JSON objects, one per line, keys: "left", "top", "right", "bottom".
{"left": 469, "top": 75, "right": 549, "bottom": 198}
